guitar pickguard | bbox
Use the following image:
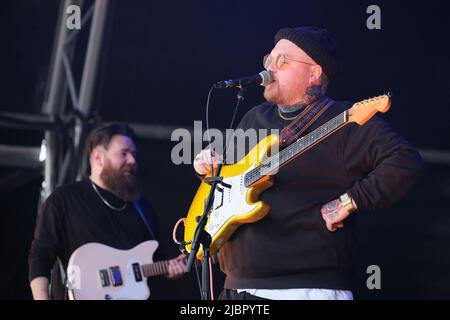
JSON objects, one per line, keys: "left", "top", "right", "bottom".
{"left": 205, "top": 168, "right": 258, "bottom": 239}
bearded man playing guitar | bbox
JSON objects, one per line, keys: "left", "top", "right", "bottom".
{"left": 29, "top": 123, "right": 185, "bottom": 300}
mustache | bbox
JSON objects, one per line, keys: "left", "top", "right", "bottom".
{"left": 121, "top": 164, "right": 137, "bottom": 175}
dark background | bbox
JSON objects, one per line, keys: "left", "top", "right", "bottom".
{"left": 1, "top": 0, "right": 449, "bottom": 299}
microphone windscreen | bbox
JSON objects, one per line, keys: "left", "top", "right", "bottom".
{"left": 259, "top": 70, "right": 273, "bottom": 86}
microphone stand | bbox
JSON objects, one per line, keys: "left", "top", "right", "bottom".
{"left": 184, "top": 87, "right": 247, "bottom": 300}
{"left": 184, "top": 163, "right": 222, "bottom": 300}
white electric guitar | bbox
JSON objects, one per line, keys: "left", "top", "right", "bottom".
{"left": 67, "top": 240, "right": 176, "bottom": 300}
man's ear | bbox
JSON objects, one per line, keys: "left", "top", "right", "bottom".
{"left": 91, "top": 147, "right": 105, "bottom": 169}
{"left": 309, "top": 65, "right": 323, "bottom": 84}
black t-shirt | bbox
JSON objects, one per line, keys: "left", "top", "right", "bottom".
{"left": 29, "top": 179, "right": 158, "bottom": 281}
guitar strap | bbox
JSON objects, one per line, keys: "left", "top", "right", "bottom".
{"left": 279, "top": 96, "right": 335, "bottom": 148}
{"left": 133, "top": 202, "right": 157, "bottom": 240}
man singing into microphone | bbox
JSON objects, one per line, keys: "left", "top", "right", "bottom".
{"left": 193, "top": 26, "right": 425, "bottom": 300}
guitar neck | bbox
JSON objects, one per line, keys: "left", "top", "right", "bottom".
{"left": 245, "top": 110, "right": 349, "bottom": 187}
{"left": 142, "top": 260, "right": 170, "bottom": 278}
{"left": 141, "top": 253, "right": 219, "bottom": 278}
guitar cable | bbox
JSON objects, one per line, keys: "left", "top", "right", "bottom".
{"left": 172, "top": 217, "right": 186, "bottom": 246}
{"left": 172, "top": 218, "right": 203, "bottom": 298}
{"left": 172, "top": 217, "right": 215, "bottom": 300}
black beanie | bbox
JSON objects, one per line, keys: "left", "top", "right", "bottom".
{"left": 274, "top": 26, "right": 339, "bottom": 80}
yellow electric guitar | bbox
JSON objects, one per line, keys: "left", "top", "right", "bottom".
{"left": 184, "top": 94, "right": 392, "bottom": 259}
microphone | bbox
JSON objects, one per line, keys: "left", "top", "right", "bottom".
{"left": 213, "top": 70, "right": 273, "bottom": 89}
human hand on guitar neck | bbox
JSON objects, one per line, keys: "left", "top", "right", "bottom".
{"left": 166, "top": 254, "right": 187, "bottom": 279}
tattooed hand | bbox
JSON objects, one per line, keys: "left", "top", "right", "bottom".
{"left": 320, "top": 199, "right": 352, "bottom": 232}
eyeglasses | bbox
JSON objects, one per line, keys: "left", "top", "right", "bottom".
{"left": 263, "top": 53, "right": 316, "bottom": 70}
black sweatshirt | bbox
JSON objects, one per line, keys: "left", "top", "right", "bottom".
{"left": 220, "top": 100, "right": 425, "bottom": 290}
{"left": 28, "top": 179, "right": 158, "bottom": 281}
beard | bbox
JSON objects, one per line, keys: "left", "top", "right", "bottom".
{"left": 264, "top": 82, "right": 303, "bottom": 105}
{"left": 100, "top": 160, "right": 140, "bottom": 203}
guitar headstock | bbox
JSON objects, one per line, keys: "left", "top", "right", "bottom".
{"left": 347, "top": 93, "right": 392, "bottom": 125}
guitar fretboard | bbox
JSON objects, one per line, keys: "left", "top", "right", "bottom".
{"left": 142, "top": 260, "right": 169, "bottom": 277}
{"left": 244, "top": 110, "right": 348, "bottom": 187}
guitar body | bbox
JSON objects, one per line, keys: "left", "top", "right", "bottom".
{"left": 67, "top": 240, "right": 159, "bottom": 300}
{"left": 184, "top": 134, "right": 279, "bottom": 259}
